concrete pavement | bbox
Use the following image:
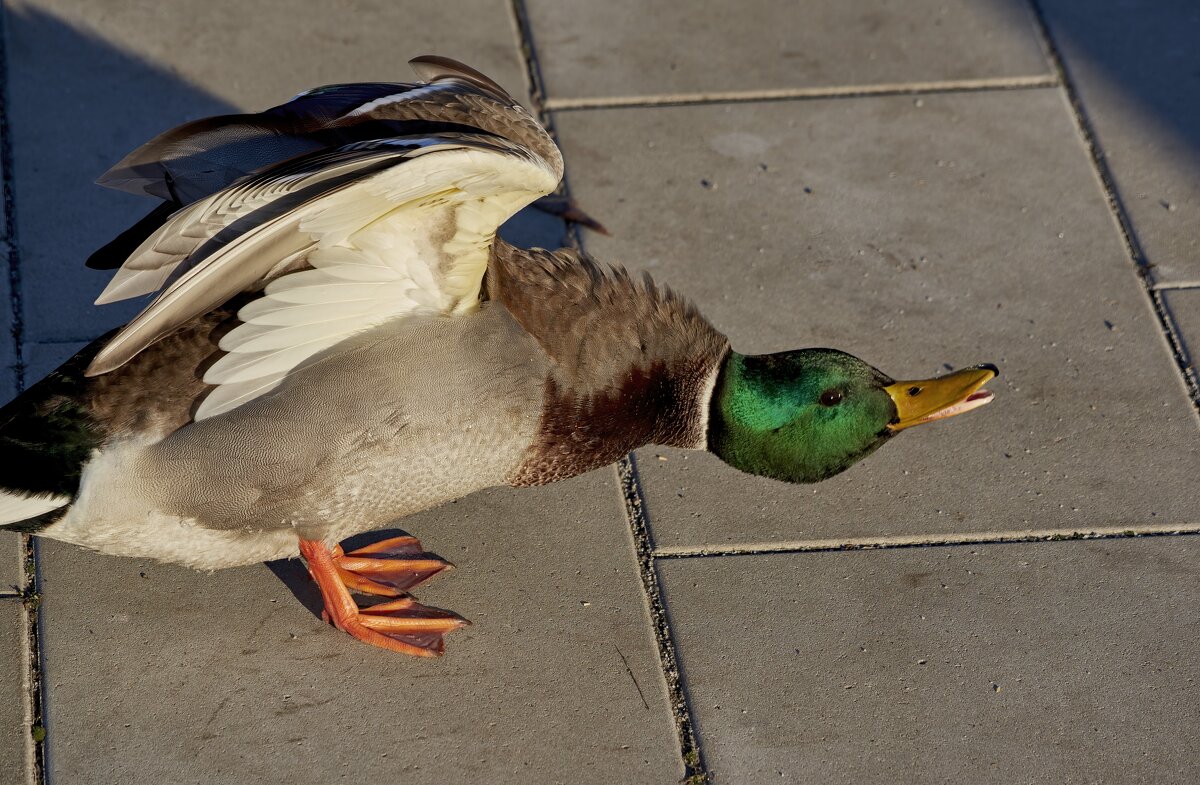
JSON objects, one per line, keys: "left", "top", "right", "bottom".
{"left": 0, "top": 1, "right": 1197, "bottom": 783}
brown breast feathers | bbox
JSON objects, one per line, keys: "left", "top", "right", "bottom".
{"left": 492, "top": 241, "right": 730, "bottom": 486}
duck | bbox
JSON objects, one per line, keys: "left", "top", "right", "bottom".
{"left": 0, "top": 56, "right": 996, "bottom": 657}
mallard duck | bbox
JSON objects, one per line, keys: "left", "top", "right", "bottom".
{"left": 0, "top": 57, "right": 995, "bottom": 656}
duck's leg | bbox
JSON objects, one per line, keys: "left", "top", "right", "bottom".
{"left": 299, "top": 537, "right": 467, "bottom": 657}
{"left": 531, "top": 194, "right": 610, "bottom": 235}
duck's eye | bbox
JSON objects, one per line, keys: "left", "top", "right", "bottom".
{"left": 819, "top": 389, "right": 843, "bottom": 407}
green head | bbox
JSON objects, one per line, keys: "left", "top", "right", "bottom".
{"left": 707, "top": 349, "right": 997, "bottom": 483}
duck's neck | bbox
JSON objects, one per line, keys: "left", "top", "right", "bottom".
{"left": 706, "top": 351, "right": 787, "bottom": 473}
{"left": 672, "top": 352, "right": 724, "bottom": 456}
{"left": 510, "top": 348, "right": 728, "bottom": 487}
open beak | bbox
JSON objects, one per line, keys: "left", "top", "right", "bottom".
{"left": 884, "top": 364, "right": 998, "bottom": 432}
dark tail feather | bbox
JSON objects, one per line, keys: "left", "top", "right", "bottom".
{"left": 0, "top": 509, "right": 61, "bottom": 534}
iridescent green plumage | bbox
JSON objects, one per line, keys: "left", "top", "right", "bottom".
{"left": 707, "top": 349, "right": 899, "bottom": 483}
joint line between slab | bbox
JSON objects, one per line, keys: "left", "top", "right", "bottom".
{"left": 543, "top": 74, "right": 1058, "bottom": 111}
{"left": 616, "top": 455, "right": 709, "bottom": 783}
{"left": 506, "top": 0, "right": 550, "bottom": 127}
{"left": 508, "top": 0, "right": 583, "bottom": 247}
{"left": 1025, "top": 0, "right": 1200, "bottom": 416}
{"left": 508, "top": 12, "right": 705, "bottom": 779}
{"left": 1151, "top": 281, "right": 1200, "bottom": 292}
{"left": 18, "top": 537, "right": 45, "bottom": 785}
{"left": 654, "top": 524, "right": 1200, "bottom": 559}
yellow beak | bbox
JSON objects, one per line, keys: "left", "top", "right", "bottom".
{"left": 884, "top": 364, "right": 998, "bottom": 432}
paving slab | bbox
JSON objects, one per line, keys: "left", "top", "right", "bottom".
{"left": 658, "top": 537, "right": 1200, "bottom": 784}
{"left": 554, "top": 91, "right": 1200, "bottom": 550}
{"left": 5, "top": 0, "right": 529, "bottom": 343}
{"left": 38, "top": 470, "right": 682, "bottom": 784}
{"left": 1039, "top": 0, "right": 1200, "bottom": 284}
{"left": 526, "top": 0, "right": 1049, "bottom": 101}
{"left": 0, "top": 600, "right": 29, "bottom": 785}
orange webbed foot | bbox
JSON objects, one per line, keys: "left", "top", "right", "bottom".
{"left": 299, "top": 537, "right": 467, "bottom": 657}
{"left": 331, "top": 535, "right": 454, "bottom": 596}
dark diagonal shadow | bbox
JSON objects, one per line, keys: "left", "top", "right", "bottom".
{"left": 1021, "top": 0, "right": 1200, "bottom": 171}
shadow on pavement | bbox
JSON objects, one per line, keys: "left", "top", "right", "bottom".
{"left": 1020, "top": 0, "right": 1200, "bottom": 167}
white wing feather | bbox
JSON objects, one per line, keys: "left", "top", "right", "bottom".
{"left": 185, "top": 144, "right": 557, "bottom": 418}
{"left": 94, "top": 143, "right": 438, "bottom": 305}
{"left": 87, "top": 136, "right": 556, "bottom": 385}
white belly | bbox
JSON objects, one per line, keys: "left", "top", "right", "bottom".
{"left": 42, "top": 438, "right": 305, "bottom": 569}
{"left": 41, "top": 308, "right": 547, "bottom": 570}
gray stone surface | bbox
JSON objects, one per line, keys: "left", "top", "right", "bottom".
{"left": 5, "top": 0, "right": 529, "bottom": 343}
{"left": 526, "top": 0, "right": 1049, "bottom": 100}
{"left": 1162, "top": 290, "right": 1200, "bottom": 372}
{"left": 39, "top": 471, "right": 681, "bottom": 784}
{"left": 659, "top": 537, "right": 1200, "bottom": 784}
{"left": 1039, "top": 0, "right": 1200, "bottom": 284}
{"left": 5, "top": 3, "right": 1198, "bottom": 784}
{"left": 554, "top": 92, "right": 1200, "bottom": 550}
{"left": 0, "top": 534, "right": 23, "bottom": 595}
{"left": 0, "top": 600, "right": 29, "bottom": 785}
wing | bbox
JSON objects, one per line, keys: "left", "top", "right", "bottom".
{"left": 96, "top": 57, "right": 516, "bottom": 204}
{"left": 86, "top": 80, "right": 450, "bottom": 270}
{"left": 88, "top": 54, "right": 558, "bottom": 283}
{"left": 86, "top": 59, "right": 562, "bottom": 421}
{"left": 94, "top": 137, "right": 456, "bottom": 306}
